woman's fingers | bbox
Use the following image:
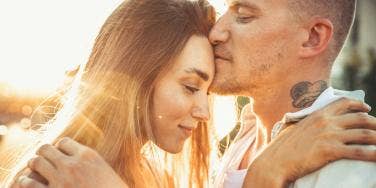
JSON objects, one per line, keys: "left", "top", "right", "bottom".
{"left": 337, "top": 144, "right": 376, "bottom": 162}
{"left": 26, "top": 171, "right": 49, "bottom": 186}
{"left": 23, "top": 137, "right": 128, "bottom": 188}
{"left": 16, "top": 176, "right": 47, "bottom": 188}
{"left": 28, "top": 156, "right": 57, "bottom": 181}
{"left": 55, "top": 137, "right": 82, "bottom": 156}
{"left": 335, "top": 112, "right": 376, "bottom": 130}
{"left": 37, "top": 144, "right": 66, "bottom": 167}
{"left": 322, "top": 98, "right": 371, "bottom": 115}
{"left": 340, "top": 129, "right": 376, "bottom": 145}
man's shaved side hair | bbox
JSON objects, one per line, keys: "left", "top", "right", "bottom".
{"left": 288, "top": 0, "right": 357, "bottom": 61}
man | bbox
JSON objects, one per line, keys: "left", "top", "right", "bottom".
{"left": 209, "top": 0, "right": 376, "bottom": 187}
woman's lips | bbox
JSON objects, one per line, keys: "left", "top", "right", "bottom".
{"left": 178, "top": 125, "right": 194, "bottom": 137}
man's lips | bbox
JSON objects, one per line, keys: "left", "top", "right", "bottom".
{"left": 214, "top": 52, "right": 231, "bottom": 60}
{"left": 214, "top": 46, "right": 232, "bottom": 61}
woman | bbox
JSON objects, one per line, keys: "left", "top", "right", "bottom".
{"left": 2, "top": 0, "right": 216, "bottom": 187}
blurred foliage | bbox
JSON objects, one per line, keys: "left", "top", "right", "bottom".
{"left": 342, "top": 47, "right": 376, "bottom": 116}
{"left": 362, "top": 48, "right": 376, "bottom": 116}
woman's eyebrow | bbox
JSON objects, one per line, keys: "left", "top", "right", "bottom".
{"left": 184, "top": 68, "right": 209, "bottom": 81}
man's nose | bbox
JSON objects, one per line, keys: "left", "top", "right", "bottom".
{"left": 209, "top": 17, "right": 229, "bottom": 45}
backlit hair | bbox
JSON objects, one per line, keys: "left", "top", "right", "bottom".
{"left": 0, "top": 0, "right": 215, "bottom": 187}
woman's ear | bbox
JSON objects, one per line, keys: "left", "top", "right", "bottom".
{"left": 298, "top": 18, "right": 334, "bottom": 58}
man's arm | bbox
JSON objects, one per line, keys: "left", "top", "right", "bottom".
{"left": 243, "top": 155, "right": 289, "bottom": 187}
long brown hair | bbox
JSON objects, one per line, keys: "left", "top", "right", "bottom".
{"left": 1, "top": 0, "right": 215, "bottom": 187}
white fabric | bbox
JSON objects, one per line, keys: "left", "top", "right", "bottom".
{"left": 214, "top": 87, "right": 376, "bottom": 188}
{"left": 272, "top": 87, "right": 366, "bottom": 139}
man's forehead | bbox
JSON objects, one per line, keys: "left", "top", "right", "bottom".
{"left": 225, "top": 0, "right": 261, "bottom": 9}
{"left": 224, "top": 0, "right": 265, "bottom": 13}
{"left": 224, "top": 0, "right": 290, "bottom": 12}
{"left": 225, "top": 0, "right": 285, "bottom": 7}
{"left": 226, "top": 0, "right": 249, "bottom": 6}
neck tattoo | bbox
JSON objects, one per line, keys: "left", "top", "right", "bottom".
{"left": 290, "top": 80, "right": 328, "bottom": 109}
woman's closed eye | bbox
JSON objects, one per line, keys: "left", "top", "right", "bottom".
{"left": 184, "top": 85, "right": 200, "bottom": 94}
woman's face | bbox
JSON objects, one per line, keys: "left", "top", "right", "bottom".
{"left": 151, "top": 35, "right": 214, "bottom": 153}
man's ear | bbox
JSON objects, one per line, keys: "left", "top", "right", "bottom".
{"left": 298, "top": 18, "right": 333, "bottom": 58}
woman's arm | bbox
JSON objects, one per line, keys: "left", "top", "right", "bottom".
{"left": 12, "top": 138, "right": 129, "bottom": 188}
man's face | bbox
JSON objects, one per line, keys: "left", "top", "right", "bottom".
{"left": 209, "top": 0, "right": 301, "bottom": 96}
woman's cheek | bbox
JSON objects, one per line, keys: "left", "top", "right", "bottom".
{"left": 166, "top": 90, "right": 192, "bottom": 119}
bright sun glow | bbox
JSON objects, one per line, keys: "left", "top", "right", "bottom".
{"left": 212, "top": 96, "right": 237, "bottom": 138}
{"left": 209, "top": 0, "right": 228, "bottom": 15}
{"left": 1, "top": 1, "right": 234, "bottom": 185}
{"left": 0, "top": 0, "right": 235, "bottom": 137}
{"left": 0, "top": 0, "right": 124, "bottom": 95}
{"left": 0, "top": 0, "right": 227, "bottom": 93}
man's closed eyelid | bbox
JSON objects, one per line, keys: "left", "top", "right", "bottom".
{"left": 236, "top": 16, "right": 256, "bottom": 23}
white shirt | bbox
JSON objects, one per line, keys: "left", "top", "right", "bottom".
{"left": 213, "top": 87, "right": 376, "bottom": 188}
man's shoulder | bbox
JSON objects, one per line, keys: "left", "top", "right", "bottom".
{"left": 292, "top": 145, "right": 376, "bottom": 188}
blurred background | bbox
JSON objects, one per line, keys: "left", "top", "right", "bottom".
{"left": 332, "top": 0, "right": 376, "bottom": 115}
{"left": 0, "top": 0, "right": 375, "bottom": 155}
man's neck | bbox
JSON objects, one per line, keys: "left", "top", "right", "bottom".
{"left": 250, "top": 70, "right": 330, "bottom": 149}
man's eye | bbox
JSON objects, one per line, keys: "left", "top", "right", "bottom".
{"left": 185, "top": 85, "right": 199, "bottom": 94}
{"left": 236, "top": 16, "right": 255, "bottom": 24}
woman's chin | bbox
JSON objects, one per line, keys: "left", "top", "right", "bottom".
{"left": 166, "top": 149, "right": 182, "bottom": 154}
{"left": 158, "top": 142, "right": 184, "bottom": 154}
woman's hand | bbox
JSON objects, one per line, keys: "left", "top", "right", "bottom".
{"left": 242, "top": 98, "right": 376, "bottom": 188}
{"left": 12, "top": 138, "right": 128, "bottom": 188}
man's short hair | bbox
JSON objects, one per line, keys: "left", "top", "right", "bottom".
{"left": 288, "top": 0, "right": 357, "bottom": 61}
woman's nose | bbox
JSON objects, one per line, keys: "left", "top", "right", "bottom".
{"left": 192, "top": 100, "right": 210, "bottom": 122}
